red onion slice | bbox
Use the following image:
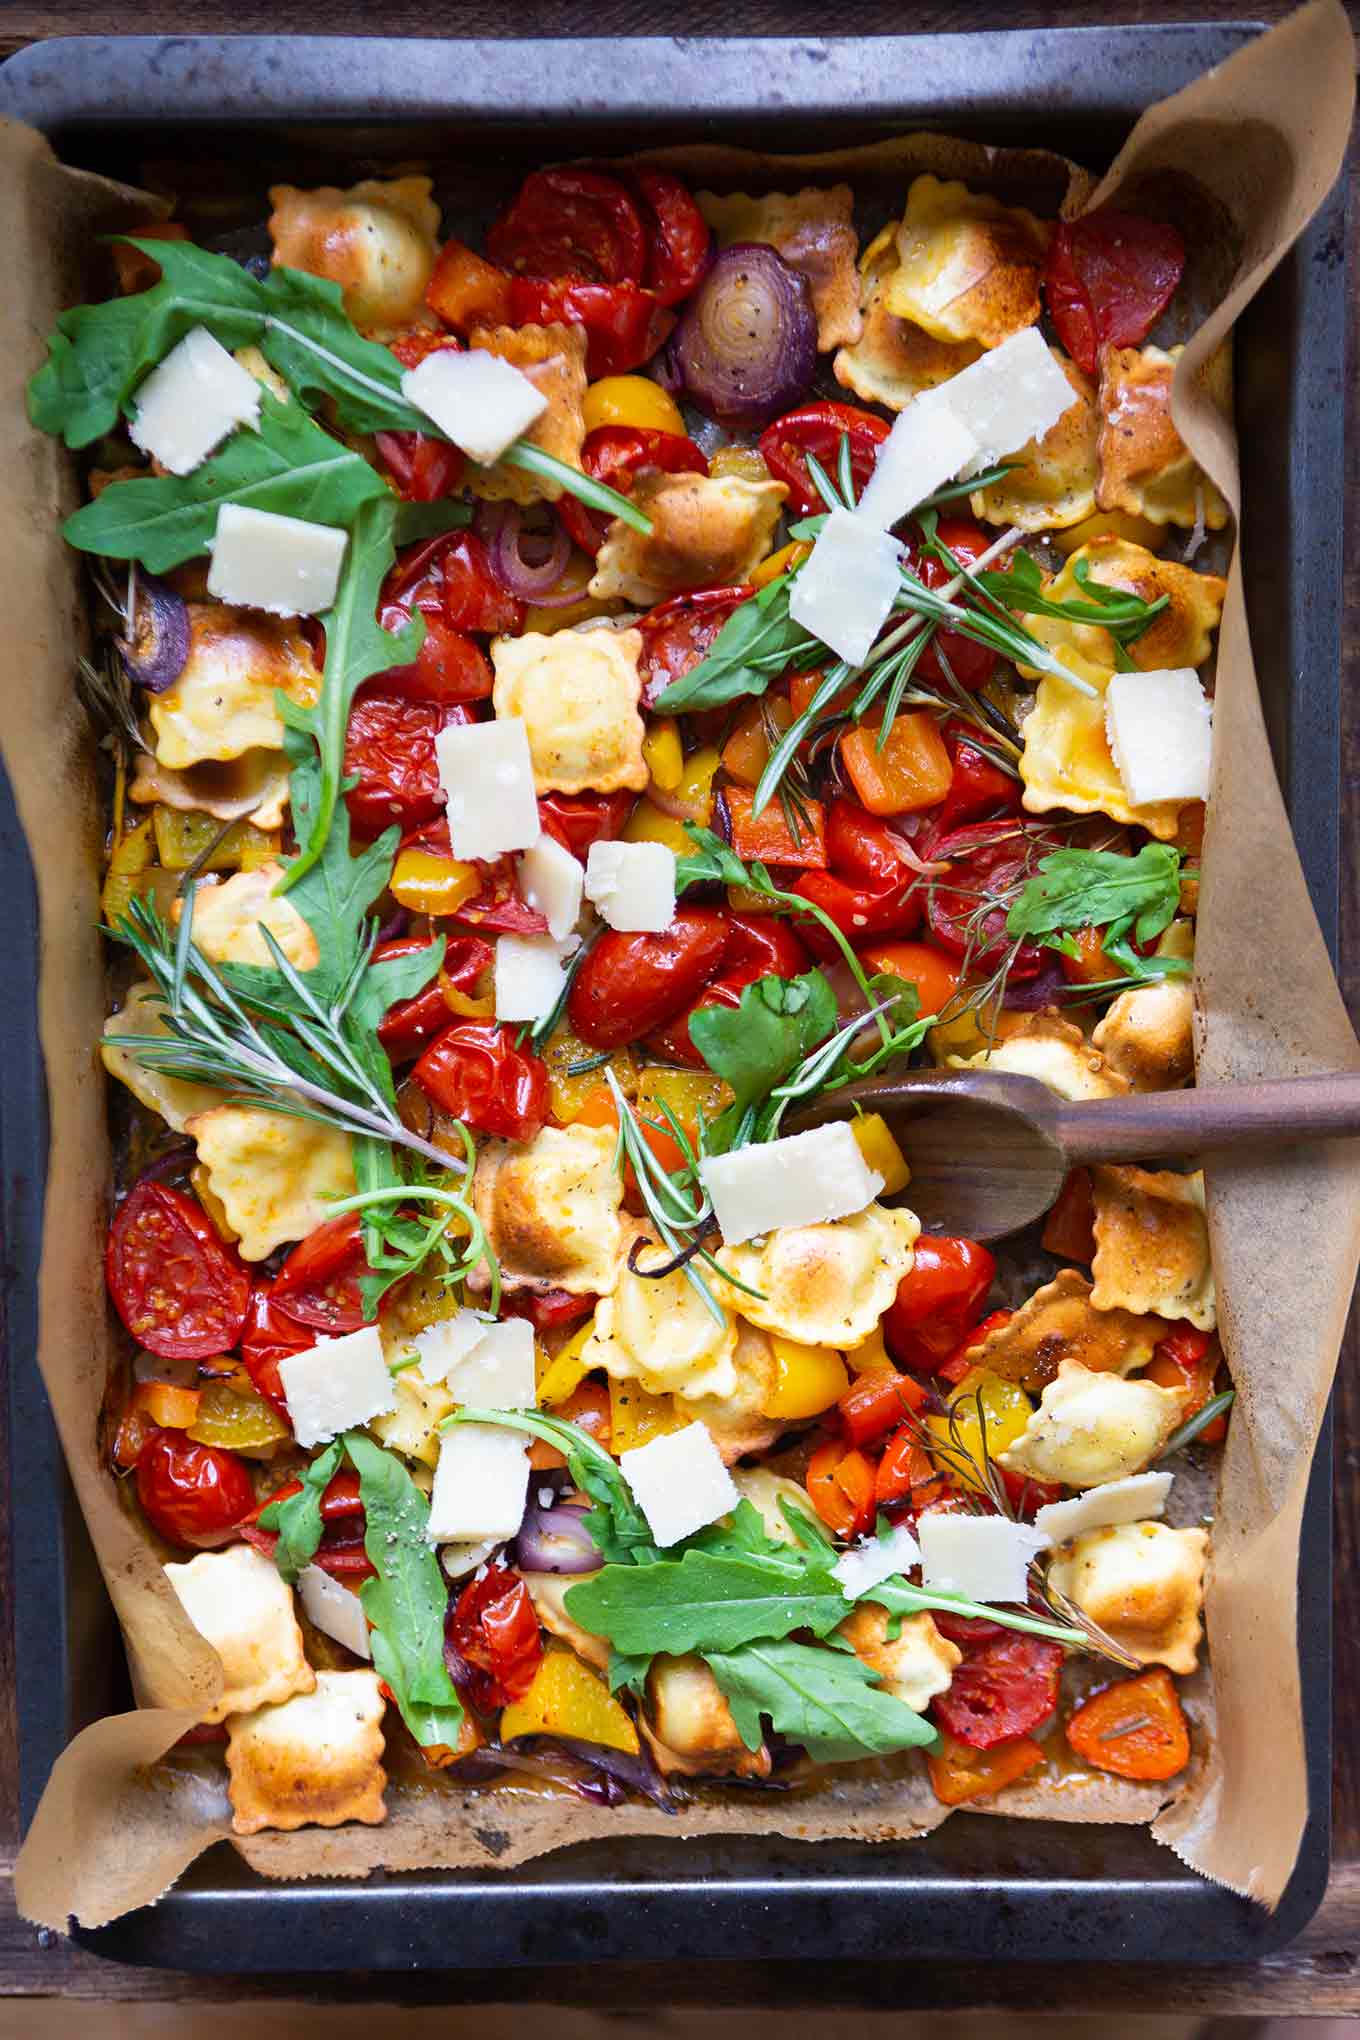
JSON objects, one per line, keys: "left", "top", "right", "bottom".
{"left": 513, "top": 1499, "right": 599, "bottom": 1574}
{"left": 670, "top": 243, "right": 816, "bottom": 430}
{"left": 1000, "top": 956, "right": 1070, "bottom": 1011}
{"left": 479, "top": 502, "right": 577, "bottom": 605}
{"left": 118, "top": 573, "right": 190, "bottom": 694}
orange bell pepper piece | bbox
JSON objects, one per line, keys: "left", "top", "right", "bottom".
{"left": 789, "top": 668, "right": 858, "bottom": 719}
{"left": 721, "top": 697, "right": 793, "bottom": 788}
{"left": 927, "top": 1729, "right": 1045, "bottom": 1805}
{"left": 1057, "top": 925, "right": 1124, "bottom": 985}
{"left": 1065, "top": 1669, "right": 1190, "bottom": 1782}
{"left": 723, "top": 784, "right": 828, "bottom": 870}
{"left": 530, "top": 1377, "right": 612, "bottom": 1470}
{"left": 839, "top": 712, "right": 953, "bottom": 818}
{"left": 1145, "top": 1325, "right": 1227, "bottom": 1441}
{"left": 837, "top": 1368, "right": 928, "bottom": 1448}
{"left": 874, "top": 1429, "right": 946, "bottom": 1509}
{"left": 807, "top": 1440, "right": 876, "bottom": 1539}
{"left": 425, "top": 237, "right": 513, "bottom": 332}
{"left": 1041, "top": 1166, "right": 1097, "bottom": 1262}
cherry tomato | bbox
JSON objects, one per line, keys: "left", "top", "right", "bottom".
{"left": 451, "top": 852, "right": 551, "bottom": 936}
{"left": 411, "top": 1021, "right": 550, "bottom": 1142}
{"left": 488, "top": 167, "right": 648, "bottom": 284}
{"left": 923, "top": 820, "right": 1056, "bottom": 975}
{"left": 932, "top": 1631, "right": 1066, "bottom": 1750}
{"left": 239, "top": 1289, "right": 314, "bottom": 1413}
{"left": 1044, "top": 210, "right": 1186, "bottom": 377}
{"left": 106, "top": 1178, "right": 251, "bottom": 1362}
{"left": 379, "top": 534, "right": 504, "bottom": 704}
{"left": 792, "top": 796, "right": 923, "bottom": 948}
{"left": 438, "top": 530, "right": 527, "bottom": 637}
{"left": 630, "top": 168, "right": 711, "bottom": 306}
{"left": 933, "top": 723, "right": 1023, "bottom": 835}
{"left": 508, "top": 275, "right": 674, "bottom": 380}
{"left": 343, "top": 691, "right": 474, "bottom": 837}
{"left": 447, "top": 1561, "right": 544, "bottom": 1712}
{"left": 135, "top": 1429, "right": 254, "bottom": 1550}
{"left": 927, "top": 1727, "right": 1046, "bottom": 1804}
{"left": 908, "top": 519, "right": 1002, "bottom": 691}
{"left": 503, "top": 1287, "right": 598, "bottom": 1335}
{"left": 271, "top": 1214, "right": 374, "bottom": 1337}
{"left": 885, "top": 1235, "right": 996, "bottom": 1374}
{"left": 376, "top": 935, "right": 494, "bottom": 1059}
{"left": 858, "top": 940, "right": 962, "bottom": 1021}
{"left": 373, "top": 430, "right": 465, "bottom": 503}
{"left": 538, "top": 789, "right": 637, "bottom": 862}
{"left": 807, "top": 1440, "right": 877, "bottom": 1541}
{"left": 1065, "top": 1668, "right": 1190, "bottom": 1782}
{"left": 567, "top": 906, "right": 730, "bottom": 1050}
{"left": 559, "top": 424, "right": 708, "bottom": 554}
{"left": 758, "top": 401, "right": 892, "bottom": 517}
{"left": 638, "top": 584, "right": 752, "bottom": 709}
{"left": 241, "top": 1469, "right": 375, "bottom": 1579}
{"left": 1145, "top": 1323, "right": 1227, "bottom": 1442}
{"left": 930, "top": 1609, "right": 1006, "bottom": 1648}
{"left": 644, "top": 912, "right": 811, "bottom": 1065}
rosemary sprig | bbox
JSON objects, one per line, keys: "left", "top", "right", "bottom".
{"left": 1159, "top": 1390, "right": 1235, "bottom": 1459}
{"left": 604, "top": 1068, "right": 727, "bottom": 1323}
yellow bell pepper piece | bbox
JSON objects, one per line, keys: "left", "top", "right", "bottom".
{"left": 635, "top": 1064, "right": 731, "bottom": 1137}
{"left": 622, "top": 800, "right": 697, "bottom": 858}
{"left": 708, "top": 444, "right": 770, "bottom": 485}
{"left": 152, "top": 806, "right": 279, "bottom": 873}
{"left": 501, "top": 1646, "right": 640, "bottom": 1754}
{"left": 543, "top": 1022, "right": 636, "bottom": 1125}
{"left": 642, "top": 716, "right": 684, "bottom": 792}
{"left": 536, "top": 1317, "right": 596, "bottom": 1408}
{"left": 725, "top": 883, "right": 780, "bottom": 916}
{"left": 101, "top": 815, "right": 181, "bottom": 927}
{"left": 390, "top": 848, "right": 480, "bottom": 918}
{"left": 751, "top": 539, "right": 812, "bottom": 590}
{"left": 927, "top": 1003, "right": 1032, "bottom": 1066}
{"left": 762, "top": 1337, "right": 849, "bottom": 1419}
{"left": 669, "top": 743, "right": 721, "bottom": 822}
{"left": 927, "top": 1367, "right": 1033, "bottom": 1492}
{"left": 188, "top": 1381, "right": 289, "bottom": 1454}
{"left": 843, "top": 1324, "right": 892, "bottom": 1376}
{"left": 609, "top": 1377, "right": 686, "bottom": 1452}
{"left": 583, "top": 374, "right": 685, "bottom": 438}
{"left": 850, "top": 1113, "right": 911, "bottom": 1196}
{"left": 523, "top": 593, "right": 620, "bottom": 634}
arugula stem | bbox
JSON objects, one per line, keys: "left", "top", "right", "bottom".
{"left": 502, "top": 442, "right": 652, "bottom": 535}
{"left": 325, "top": 1184, "right": 500, "bottom": 1311}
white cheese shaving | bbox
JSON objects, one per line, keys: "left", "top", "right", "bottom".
{"left": 1104, "top": 667, "right": 1213, "bottom": 806}
{"left": 435, "top": 715, "right": 541, "bottom": 862}
{"left": 443, "top": 1316, "right": 537, "bottom": 1411}
{"left": 411, "top": 1309, "right": 496, "bottom": 1385}
{"left": 276, "top": 1325, "right": 397, "bottom": 1449}
{"left": 207, "top": 503, "right": 348, "bottom": 617}
{"left": 917, "top": 1509, "right": 1048, "bottom": 1605}
{"left": 426, "top": 1422, "right": 531, "bottom": 1543}
{"left": 519, "top": 831, "right": 584, "bottom": 941}
{"left": 934, "top": 327, "right": 1077, "bottom": 472}
{"left": 494, "top": 931, "right": 575, "bottom": 1023}
{"left": 128, "top": 326, "right": 262, "bottom": 476}
{"left": 787, "top": 508, "right": 904, "bottom": 666}
{"left": 698, "top": 1122, "right": 884, "bottom": 1247}
{"left": 856, "top": 396, "right": 979, "bottom": 529}
{"left": 833, "top": 1524, "right": 923, "bottom": 1598}
{"left": 1033, "top": 1471, "right": 1174, "bottom": 1549}
{"left": 620, "top": 1423, "right": 739, "bottom": 1549}
{"left": 297, "top": 1564, "right": 372, "bottom": 1661}
{"left": 402, "top": 348, "right": 548, "bottom": 466}
{"left": 583, "top": 839, "right": 677, "bottom": 932}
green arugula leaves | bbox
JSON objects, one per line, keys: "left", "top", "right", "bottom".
{"left": 702, "top": 1639, "right": 938, "bottom": 1761}
{"left": 447, "top": 1407, "right": 656, "bottom": 1567}
{"left": 256, "top": 1437, "right": 345, "bottom": 1585}
{"left": 688, "top": 971, "right": 837, "bottom": 1143}
{"left": 1007, "top": 843, "right": 1191, "bottom": 982}
{"left": 655, "top": 574, "right": 823, "bottom": 715}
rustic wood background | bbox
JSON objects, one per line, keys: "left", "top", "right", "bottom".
{"left": 0, "top": 0, "right": 1355, "bottom": 2016}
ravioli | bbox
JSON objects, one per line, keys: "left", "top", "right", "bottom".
{"left": 834, "top": 224, "right": 982, "bottom": 412}
{"left": 471, "top": 1121, "right": 623, "bottom": 1295}
{"left": 1091, "top": 974, "right": 1196, "bottom": 1092}
{"left": 464, "top": 321, "right": 588, "bottom": 505}
{"left": 590, "top": 473, "right": 786, "bottom": 607}
{"left": 969, "top": 351, "right": 1099, "bottom": 531}
{"left": 882, "top": 176, "right": 1049, "bottom": 348}
{"left": 640, "top": 1653, "right": 771, "bottom": 1779}
{"left": 997, "top": 1359, "right": 1188, "bottom": 1489}
{"left": 225, "top": 1668, "right": 388, "bottom": 1835}
{"left": 1019, "top": 537, "right": 1226, "bottom": 685}
{"left": 129, "top": 747, "right": 293, "bottom": 831}
{"left": 174, "top": 862, "right": 320, "bottom": 971}
{"left": 491, "top": 628, "right": 648, "bottom": 796}
{"left": 838, "top": 1605, "right": 961, "bottom": 1711}
{"left": 268, "top": 176, "right": 440, "bottom": 332}
{"left": 697, "top": 184, "right": 862, "bottom": 350}
{"left": 713, "top": 1203, "right": 919, "bottom": 1349}
{"left": 102, "top": 980, "right": 229, "bottom": 1134}
{"left": 1090, "top": 1165, "right": 1216, "bottom": 1329}
{"left": 519, "top": 1570, "right": 611, "bottom": 1672}
{"left": 163, "top": 1544, "right": 315, "bottom": 1724}
{"left": 1096, "top": 342, "right": 1232, "bottom": 531}
{"left": 951, "top": 1012, "right": 1131, "bottom": 1102}
{"left": 581, "top": 1221, "right": 740, "bottom": 1402}
{"left": 1046, "top": 1521, "right": 1208, "bottom": 1674}
{"left": 969, "top": 1268, "right": 1172, "bottom": 1393}
{"left": 147, "top": 605, "right": 321, "bottom": 772}
{"left": 186, "top": 1105, "right": 357, "bottom": 1261}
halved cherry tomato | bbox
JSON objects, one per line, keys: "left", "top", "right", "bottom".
{"left": 758, "top": 402, "right": 892, "bottom": 518}
{"left": 1146, "top": 1323, "right": 1226, "bottom": 1441}
{"left": 379, "top": 611, "right": 494, "bottom": 707}
{"left": 885, "top": 1235, "right": 996, "bottom": 1375}
{"left": 503, "top": 1287, "right": 598, "bottom": 1335}
{"left": 241, "top": 1468, "right": 375, "bottom": 1579}
{"left": 792, "top": 797, "right": 923, "bottom": 948}
{"left": 807, "top": 1440, "right": 877, "bottom": 1541}
{"left": 239, "top": 1287, "right": 312, "bottom": 1414}
{"left": 425, "top": 236, "right": 514, "bottom": 332}
{"left": 376, "top": 935, "right": 494, "bottom": 1060}
{"left": 931, "top": 1610, "right": 1006, "bottom": 1648}
{"left": 723, "top": 782, "right": 828, "bottom": 870}
{"left": 1065, "top": 1667, "right": 1190, "bottom": 1781}
{"left": 908, "top": 518, "right": 1003, "bottom": 691}
{"left": 630, "top": 168, "right": 711, "bottom": 306}
{"left": 488, "top": 167, "right": 648, "bottom": 284}
{"left": 923, "top": 819, "right": 1056, "bottom": 974}
{"left": 135, "top": 1428, "right": 254, "bottom": 1550}
{"left": 538, "top": 789, "right": 637, "bottom": 861}
{"left": 643, "top": 912, "right": 812, "bottom": 1065}
{"left": 838, "top": 1367, "right": 928, "bottom": 1448}
{"left": 107, "top": 1179, "right": 251, "bottom": 1362}
{"left": 509, "top": 276, "right": 674, "bottom": 380}
{"left": 932, "top": 1631, "right": 1065, "bottom": 1749}
{"left": 568, "top": 905, "right": 730, "bottom": 1050}
{"left": 858, "top": 940, "right": 962, "bottom": 1022}
{"left": 438, "top": 531, "right": 527, "bottom": 637}
{"left": 927, "top": 1728, "right": 1045, "bottom": 1804}
{"left": 1044, "top": 210, "right": 1186, "bottom": 377}
{"left": 638, "top": 585, "right": 752, "bottom": 709}
{"left": 933, "top": 725, "right": 1023, "bottom": 835}
{"left": 559, "top": 424, "right": 708, "bottom": 554}
{"left": 1041, "top": 1167, "right": 1097, "bottom": 1263}
{"left": 374, "top": 431, "right": 465, "bottom": 503}
{"left": 412, "top": 1021, "right": 549, "bottom": 1142}
{"left": 343, "top": 691, "right": 474, "bottom": 837}
{"left": 380, "top": 534, "right": 505, "bottom": 701}
{"left": 447, "top": 1561, "right": 544, "bottom": 1712}
{"left": 272, "top": 1214, "right": 374, "bottom": 1337}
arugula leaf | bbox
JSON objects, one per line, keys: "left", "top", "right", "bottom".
{"left": 1006, "top": 844, "right": 1185, "bottom": 951}
{"left": 973, "top": 546, "right": 1170, "bottom": 646}
{"left": 255, "top": 1437, "right": 345, "bottom": 1585}
{"left": 392, "top": 499, "right": 474, "bottom": 546}
{"left": 688, "top": 971, "right": 837, "bottom": 1142}
{"left": 446, "top": 1407, "right": 657, "bottom": 1567}
{"left": 655, "top": 576, "right": 825, "bottom": 714}
{"left": 564, "top": 1547, "right": 848, "bottom": 1657}
{"left": 345, "top": 1431, "right": 465, "bottom": 1750}
{"left": 702, "top": 1638, "right": 939, "bottom": 1761}
{"left": 863, "top": 1576, "right": 1089, "bottom": 1650}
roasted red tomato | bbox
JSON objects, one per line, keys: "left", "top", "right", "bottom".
{"left": 447, "top": 1561, "right": 544, "bottom": 1712}
{"left": 488, "top": 167, "right": 648, "bottom": 284}
{"left": 503, "top": 1287, "right": 598, "bottom": 1335}
{"left": 908, "top": 518, "right": 1002, "bottom": 691}
{"left": 933, "top": 723, "right": 1023, "bottom": 835}
{"left": 537, "top": 789, "right": 637, "bottom": 861}
{"left": 106, "top": 1179, "right": 251, "bottom": 1361}
{"left": 343, "top": 691, "right": 474, "bottom": 837}
{"left": 792, "top": 796, "right": 924, "bottom": 947}
{"left": 758, "top": 401, "right": 892, "bottom": 517}
{"left": 239, "top": 1287, "right": 313, "bottom": 1413}
{"left": 644, "top": 912, "right": 811, "bottom": 1064}
{"left": 411, "top": 1021, "right": 550, "bottom": 1142}
{"left": 438, "top": 530, "right": 527, "bottom": 637}
{"left": 567, "top": 905, "right": 730, "bottom": 1050}
{"left": 924, "top": 819, "right": 1054, "bottom": 975}
{"left": 376, "top": 934, "right": 495, "bottom": 1060}
{"left": 630, "top": 167, "right": 711, "bottom": 306}
{"left": 135, "top": 1429, "right": 254, "bottom": 1550}
{"left": 241, "top": 1469, "right": 375, "bottom": 1579}
{"left": 1044, "top": 209, "right": 1186, "bottom": 376}
{"left": 378, "top": 536, "right": 501, "bottom": 705}
{"left": 638, "top": 584, "right": 751, "bottom": 709}
{"left": 508, "top": 275, "right": 674, "bottom": 380}
{"left": 932, "top": 1631, "right": 1066, "bottom": 1750}
{"left": 885, "top": 1234, "right": 996, "bottom": 1374}
{"left": 559, "top": 424, "right": 708, "bottom": 553}
{"left": 374, "top": 431, "right": 465, "bottom": 503}
{"left": 271, "top": 1214, "right": 374, "bottom": 1337}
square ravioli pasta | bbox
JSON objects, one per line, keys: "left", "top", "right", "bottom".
{"left": 46, "top": 137, "right": 1236, "bottom": 1846}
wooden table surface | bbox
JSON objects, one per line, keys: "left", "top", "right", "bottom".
{"left": 0, "top": 0, "right": 1356, "bottom": 2015}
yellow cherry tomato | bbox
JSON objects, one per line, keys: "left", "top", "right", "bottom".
{"left": 501, "top": 1647, "right": 641, "bottom": 1754}
{"left": 188, "top": 1381, "right": 289, "bottom": 1454}
{"left": 583, "top": 374, "right": 686, "bottom": 438}
{"left": 642, "top": 716, "right": 684, "bottom": 792}
{"left": 623, "top": 800, "right": 697, "bottom": 857}
{"left": 849, "top": 1112, "right": 911, "bottom": 1195}
{"left": 389, "top": 848, "right": 480, "bottom": 917}
{"left": 762, "top": 1337, "right": 850, "bottom": 1420}
{"left": 927, "top": 1367, "right": 1033, "bottom": 1492}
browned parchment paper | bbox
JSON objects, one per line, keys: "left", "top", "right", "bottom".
{"left": 7, "top": 0, "right": 1358, "bottom": 1929}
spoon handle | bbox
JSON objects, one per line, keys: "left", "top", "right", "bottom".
{"left": 1057, "top": 1071, "right": 1360, "bottom": 1165}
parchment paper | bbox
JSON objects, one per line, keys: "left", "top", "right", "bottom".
{"left": 6, "top": 0, "right": 1358, "bottom": 1929}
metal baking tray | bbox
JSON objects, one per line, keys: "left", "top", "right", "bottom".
{"left": 0, "top": 23, "right": 1343, "bottom": 1972}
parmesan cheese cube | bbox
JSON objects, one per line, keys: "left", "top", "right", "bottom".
{"left": 917, "top": 1509, "right": 1048, "bottom": 1605}
{"left": 1033, "top": 1470, "right": 1173, "bottom": 1549}
{"left": 402, "top": 348, "right": 548, "bottom": 466}
{"left": 855, "top": 396, "right": 979, "bottom": 530}
{"left": 207, "top": 503, "right": 348, "bottom": 616}
{"left": 519, "top": 832, "right": 584, "bottom": 941}
{"left": 443, "top": 1316, "right": 537, "bottom": 1411}
{"left": 128, "top": 326, "right": 263, "bottom": 476}
{"left": 495, "top": 932, "right": 573, "bottom": 1023}
{"left": 583, "top": 839, "right": 677, "bottom": 933}
{"left": 620, "top": 1422, "right": 738, "bottom": 1548}
{"left": 435, "top": 716, "right": 541, "bottom": 862}
{"left": 698, "top": 1122, "right": 884, "bottom": 1247}
{"left": 833, "top": 1523, "right": 922, "bottom": 1598}
{"left": 936, "top": 327, "right": 1077, "bottom": 472}
{"left": 426, "top": 1422, "right": 530, "bottom": 1543}
{"left": 1104, "top": 668, "right": 1213, "bottom": 807}
{"left": 277, "top": 1324, "right": 396, "bottom": 1449}
{"left": 297, "top": 1564, "right": 372, "bottom": 1661}
{"left": 410, "top": 1309, "right": 496, "bottom": 1386}
{"left": 788, "top": 508, "right": 904, "bottom": 667}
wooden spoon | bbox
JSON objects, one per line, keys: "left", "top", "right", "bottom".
{"left": 788, "top": 1068, "right": 1360, "bottom": 1240}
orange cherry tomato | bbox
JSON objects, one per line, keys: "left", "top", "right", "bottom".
{"left": 858, "top": 940, "right": 962, "bottom": 1021}
{"left": 926, "top": 1728, "right": 1045, "bottom": 1805}
{"left": 1065, "top": 1668, "right": 1190, "bottom": 1781}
